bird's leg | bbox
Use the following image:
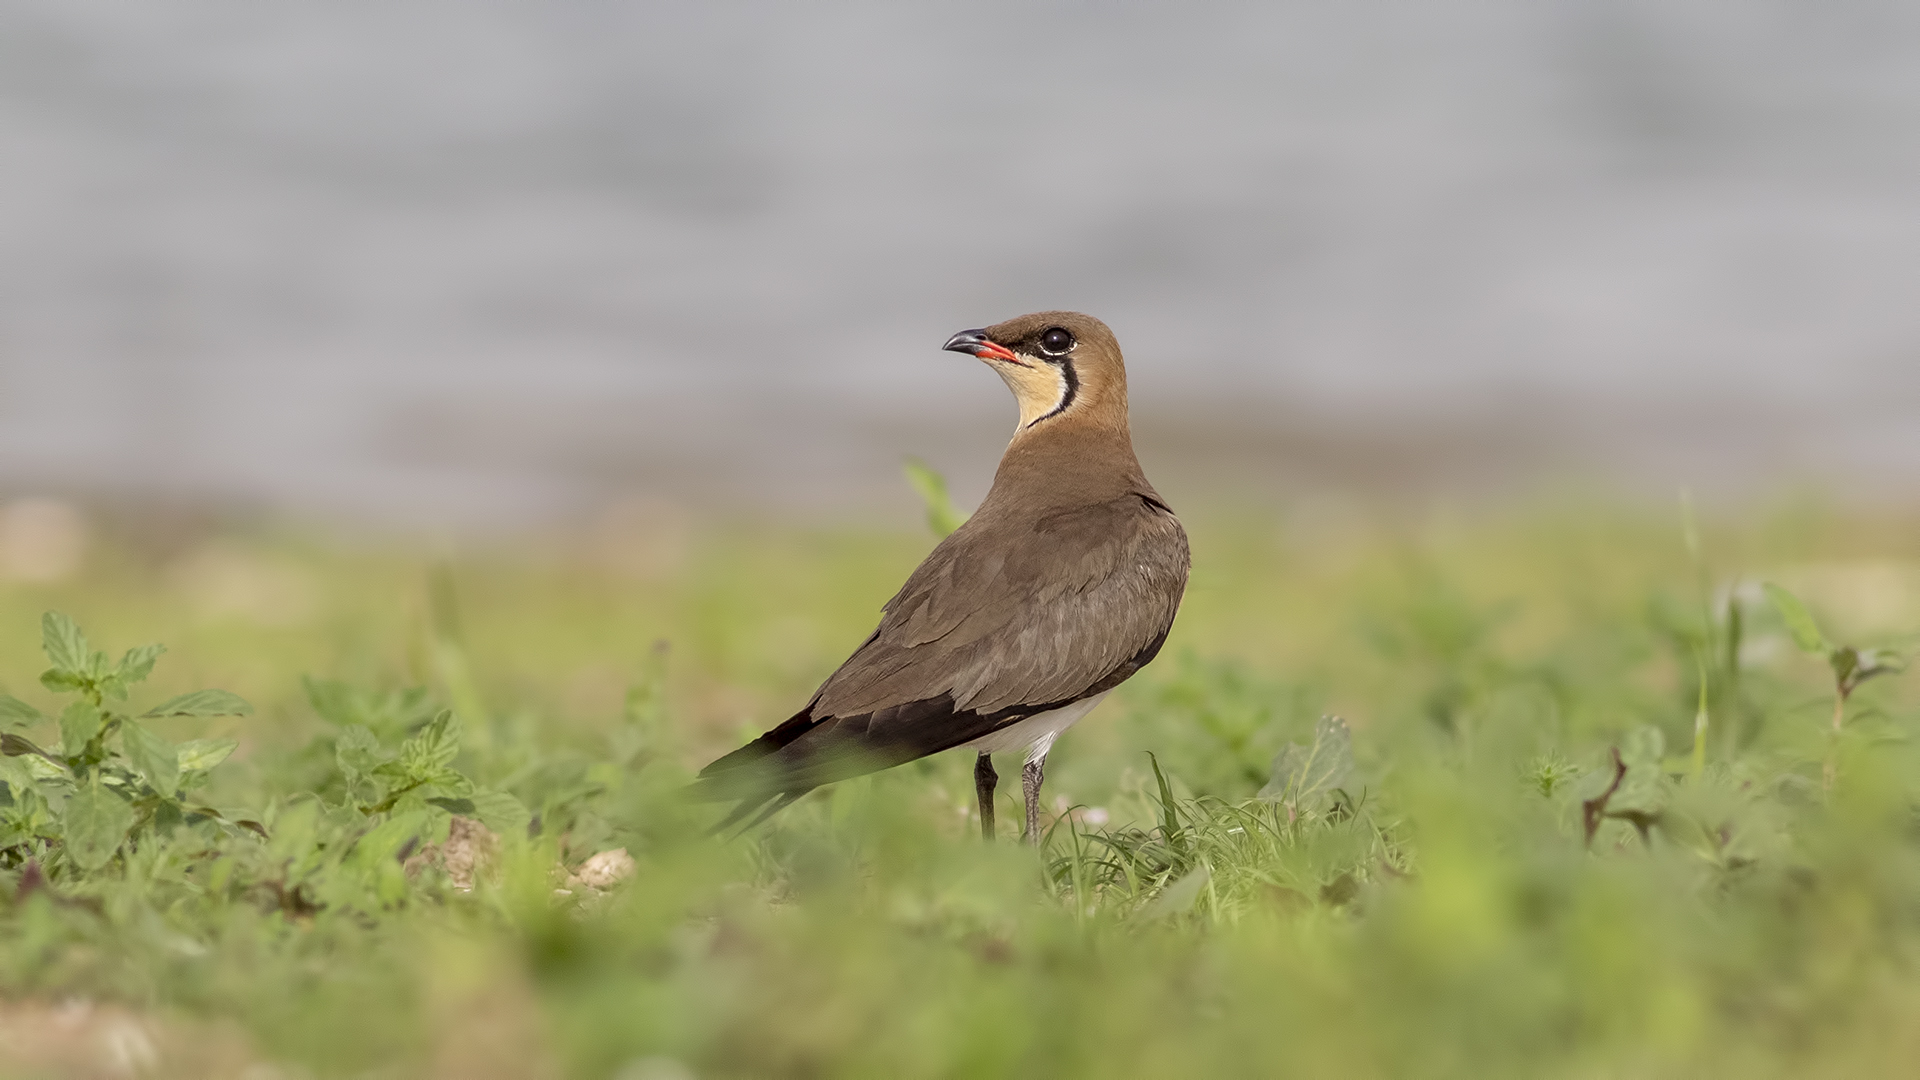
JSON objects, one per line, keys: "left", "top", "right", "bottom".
{"left": 974, "top": 753, "right": 998, "bottom": 841}
{"left": 1021, "top": 755, "right": 1046, "bottom": 844}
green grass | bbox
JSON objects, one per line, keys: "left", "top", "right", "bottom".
{"left": 6, "top": 496, "right": 1920, "bottom": 1077}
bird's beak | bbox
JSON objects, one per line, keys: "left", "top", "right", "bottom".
{"left": 943, "top": 329, "right": 1022, "bottom": 365}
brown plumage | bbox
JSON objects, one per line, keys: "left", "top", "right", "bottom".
{"left": 694, "top": 312, "right": 1190, "bottom": 840}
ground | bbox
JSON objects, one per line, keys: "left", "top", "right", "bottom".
{"left": 3, "top": 493, "right": 1920, "bottom": 1077}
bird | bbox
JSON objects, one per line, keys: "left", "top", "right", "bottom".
{"left": 693, "top": 312, "right": 1189, "bottom": 842}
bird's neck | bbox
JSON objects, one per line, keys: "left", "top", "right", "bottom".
{"left": 984, "top": 421, "right": 1149, "bottom": 510}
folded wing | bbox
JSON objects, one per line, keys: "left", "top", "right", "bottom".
{"left": 693, "top": 492, "right": 1188, "bottom": 818}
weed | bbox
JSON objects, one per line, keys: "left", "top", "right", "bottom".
{"left": 1, "top": 613, "right": 254, "bottom": 874}
{"left": 1, "top": 502, "right": 1919, "bottom": 1077}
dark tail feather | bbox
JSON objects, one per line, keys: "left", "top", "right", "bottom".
{"left": 697, "top": 786, "right": 809, "bottom": 838}
{"left": 686, "top": 705, "right": 828, "bottom": 835}
{"left": 731, "top": 790, "right": 804, "bottom": 835}
{"left": 698, "top": 704, "right": 827, "bottom": 781}
{"left": 689, "top": 690, "right": 1007, "bottom": 837}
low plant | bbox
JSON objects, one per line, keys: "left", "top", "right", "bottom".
{"left": 1765, "top": 581, "right": 1907, "bottom": 786}
{"left": 0, "top": 613, "right": 253, "bottom": 873}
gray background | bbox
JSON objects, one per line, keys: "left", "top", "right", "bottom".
{"left": 4, "top": 1, "right": 1919, "bottom": 526}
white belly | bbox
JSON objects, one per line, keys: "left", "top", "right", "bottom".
{"left": 960, "top": 691, "right": 1111, "bottom": 764}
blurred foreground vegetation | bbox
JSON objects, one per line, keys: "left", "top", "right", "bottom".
{"left": 6, "top": 494, "right": 1920, "bottom": 1077}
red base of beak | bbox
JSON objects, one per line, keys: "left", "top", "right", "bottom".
{"left": 943, "top": 330, "right": 1022, "bottom": 364}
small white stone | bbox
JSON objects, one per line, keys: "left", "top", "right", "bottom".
{"left": 98, "top": 1017, "right": 158, "bottom": 1075}
{"left": 573, "top": 847, "right": 636, "bottom": 890}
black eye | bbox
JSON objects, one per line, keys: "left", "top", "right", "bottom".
{"left": 1039, "top": 327, "right": 1074, "bottom": 356}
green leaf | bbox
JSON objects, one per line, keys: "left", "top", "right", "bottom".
{"left": 1261, "top": 715, "right": 1354, "bottom": 813}
{"left": 141, "top": 689, "right": 254, "bottom": 718}
{"left": 303, "top": 677, "right": 434, "bottom": 738}
{"left": 38, "top": 669, "right": 85, "bottom": 694}
{"left": 0, "top": 693, "right": 44, "bottom": 728}
{"left": 1837, "top": 646, "right": 1906, "bottom": 696}
{"left": 415, "top": 769, "right": 474, "bottom": 801}
{"left": 1862, "top": 647, "right": 1907, "bottom": 672}
{"left": 1689, "top": 644, "right": 1710, "bottom": 781}
{"left": 113, "top": 644, "right": 166, "bottom": 687}
{"left": 1147, "top": 751, "right": 1183, "bottom": 850}
{"left": 399, "top": 710, "right": 461, "bottom": 778}
{"left": 1859, "top": 648, "right": 1908, "bottom": 680}
{"left": 465, "top": 790, "right": 532, "bottom": 836}
{"left": 1764, "top": 583, "right": 1829, "bottom": 655}
{"left": 304, "top": 676, "right": 359, "bottom": 727}
{"left": 265, "top": 800, "right": 321, "bottom": 859}
{"left": 122, "top": 721, "right": 180, "bottom": 798}
{"left": 22, "top": 753, "right": 67, "bottom": 781}
{"left": 1830, "top": 645, "right": 1860, "bottom": 689}
{"left": 183, "top": 804, "right": 267, "bottom": 838}
{"left": 335, "top": 725, "right": 385, "bottom": 794}
{"left": 1144, "top": 866, "right": 1211, "bottom": 919}
{"left": 176, "top": 737, "right": 239, "bottom": 773}
{"left": 352, "top": 810, "right": 431, "bottom": 866}
{"left": 40, "top": 612, "right": 91, "bottom": 674}
{"left": 58, "top": 701, "right": 102, "bottom": 759}
{"left": 903, "top": 458, "right": 969, "bottom": 538}
{"left": 0, "top": 754, "right": 36, "bottom": 794}
{"left": 1599, "top": 727, "right": 1671, "bottom": 820}
{"left": 1621, "top": 724, "right": 1666, "bottom": 765}
{"left": 63, "top": 778, "right": 135, "bottom": 870}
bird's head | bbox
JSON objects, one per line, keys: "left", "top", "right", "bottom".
{"left": 943, "top": 311, "right": 1128, "bottom": 433}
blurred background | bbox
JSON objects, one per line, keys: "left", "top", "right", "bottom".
{"left": 12, "top": 9, "right": 1920, "bottom": 1074}
{"left": 4, "top": 0, "right": 1920, "bottom": 533}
